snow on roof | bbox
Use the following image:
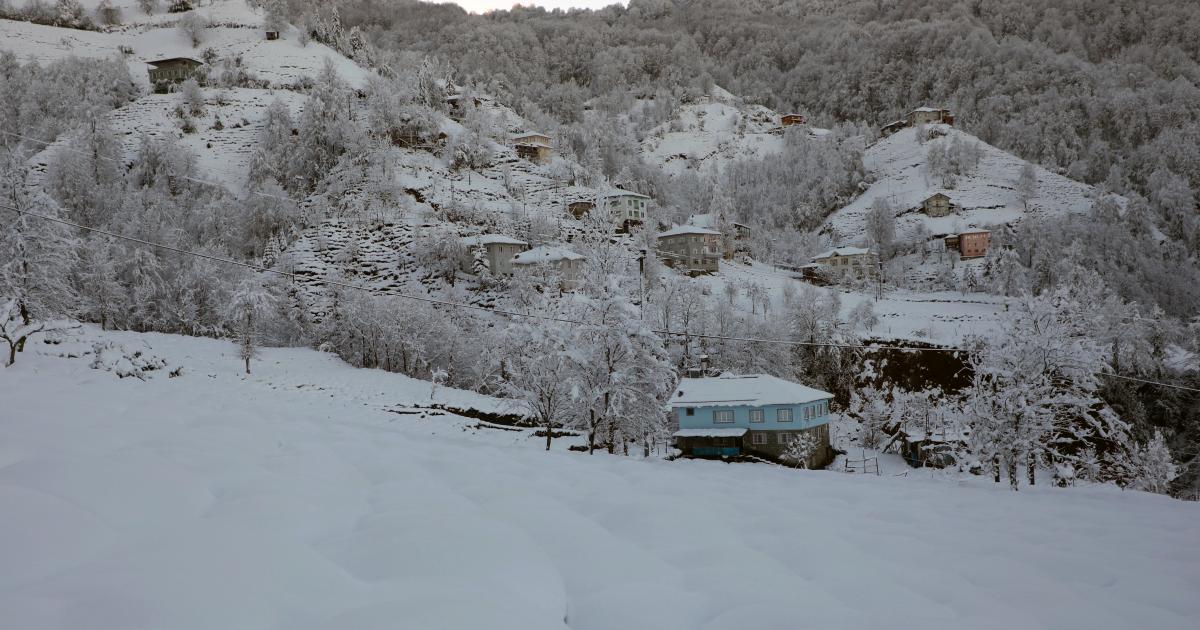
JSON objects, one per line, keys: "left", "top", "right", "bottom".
{"left": 925, "top": 192, "right": 951, "bottom": 200}
{"left": 512, "top": 245, "right": 583, "bottom": 264}
{"left": 669, "top": 374, "right": 833, "bottom": 408}
{"left": 657, "top": 225, "right": 721, "bottom": 239}
{"left": 600, "top": 187, "right": 650, "bottom": 199}
{"left": 958, "top": 228, "right": 991, "bottom": 235}
{"left": 813, "top": 246, "right": 873, "bottom": 260}
{"left": 911, "top": 106, "right": 949, "bottom": 113}
{"left": 147, "top": 57, "right": 203, "bottom": 66}
{"left": 461, "top": 234, "right": 527, "bottom": 247}
{"left": 673, "top": 428, "right": 749, "bottom": 438}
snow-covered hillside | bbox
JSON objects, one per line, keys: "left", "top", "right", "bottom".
{"left": 708, "top": 260, "right": 1009, "bottom": 344}
{"left": 827, "top": 125, "right": 1111, "bottom": 241}
{"left": 0, "top": 13, "right": 366, "bottom": 91}
{"left": 639, "top": 87, "right": 826, "bottom": 176}
{"left": 2, "top": 327, "right": 1198, "bottom": 630}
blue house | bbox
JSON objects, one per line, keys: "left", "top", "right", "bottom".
{"left": 669, "top": 373, "right": 835, "bottom": 467}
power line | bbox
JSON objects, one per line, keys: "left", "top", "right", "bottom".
{"left": 1098, "top": 373, "right": 1200, "bottom": 394}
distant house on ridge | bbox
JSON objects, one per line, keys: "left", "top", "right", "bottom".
{"left": 780, "top": 113, "right": 807, "bottom": 127}
{"left": 906, "top": 107, "right": 954, "bottom": 127}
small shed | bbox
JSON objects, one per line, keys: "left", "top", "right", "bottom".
{"left": 265, "top": 30, "right": 279, "bottom": 40}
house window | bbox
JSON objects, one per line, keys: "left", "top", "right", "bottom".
{"left": 749, "top": 409, "right": 764, "bottom": 423}
{"left": 713, "top": 410, "right": 734, "bottom": 424}
{"left": 777, "top": 408, "right": 793, "bottom": 422}
{"left": 751, "top": 433, "right": 766, "bottom": 445}
{"left": 685, "top": 407, "right": 695, "bottom": 416}
{"left": 777, "top": 432, "right": 790, "bottom": 444}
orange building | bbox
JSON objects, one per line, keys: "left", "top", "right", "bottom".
{"left": 945, "top": 229, "right": 990, "bottom": 259}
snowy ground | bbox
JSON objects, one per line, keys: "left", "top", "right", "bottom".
{"left": 3, "top": 327, "right": 1198, "bottom": 630}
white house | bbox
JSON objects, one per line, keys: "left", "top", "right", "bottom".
{"left": 459, "top": 234, "right": 528, "bottom": 277}
{"left": 599, "top": 188, "right": 650, "bottom": 231}
{"left": 512, "top": 245, "right": 585, "bottom": 291}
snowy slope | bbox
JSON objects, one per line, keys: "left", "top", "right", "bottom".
{"left": 639, "top": 87, "right": 825, "bottom": 176}
{"left": 0, "top": 17, "right": 367, "bottom": 90}
{"left": 3, "top": 327, "right": 1199, "bottom": 629}
{"left": 827, "top": 125, "right": 1111, "bottom": 241}
{"left": 708, "top": 260, "right": 1009, "bottom": 344}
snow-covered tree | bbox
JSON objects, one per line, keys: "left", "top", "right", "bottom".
{"left": 1016, "top": 163, "right": 1038, "bottom": 210}
{"left": 499, "top": 322, "right": 577, "bottom": 451}
{"left": 866, "top": 197, "right": 896, "bottom": 260}
{"left": 225, "top": 277, "right": 276, "bottom": 374}
{"left": 178, "top": 12, "right": 208, "bottom": 48}
{"left": 1128, "top": 429, "right": 1178, "bottom": 494}
{"left": 782, "top": 431, "right": 819, "bottom": 468}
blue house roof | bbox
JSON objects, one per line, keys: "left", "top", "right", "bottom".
{"left": 668, "top": 374, "right": 833, "bottom": 408}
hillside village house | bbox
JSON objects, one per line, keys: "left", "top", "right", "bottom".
{"left": 879, "top": 119, "right": 907, "bottom": 137}
{"left": 687, "top": 213, "right": 750, "bottom": 258}
{"left": 600, "top": 188, "right": 650, "bottom": 231}
{"left": 512, "top": 245, "right": 585, "bottom": 291}
{"left": 669, "top": 373, "right": 835, "bottom": 468}
{"left": 780, "top": 113, "right": 806, "bottom": 127}
{"left": 944, "top": 229, "right": 991, "bottom": 259}
{"left": 510, "top": 132, "right": 553, "bottom": 164}
{"left": 147, "top": 57, "right": 204, "bottom": 88}
{"left": 920, "top": 192, "right": 954, "bottom": 217}
{"left": 459, "top": 234, "right": 528, "bottom": 277}
{"left": 907, "top": 106, "right": 954, "bottom": 126}
{"left": 656, "top": 225, "right": 722, "bottom": 275}
{"left": 812, "top": 246, "right": 878, "bottom": 280}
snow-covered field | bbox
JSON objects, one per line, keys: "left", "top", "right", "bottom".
{"left": 709, "top": 260, "right": 1008, "bottom": 344}
{"left": 3, "top": 328, "right": 1198, "bottom": 629}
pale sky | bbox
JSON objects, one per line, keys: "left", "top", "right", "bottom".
{"left": 447, "top": 0, "right": 625, "bottom": 13}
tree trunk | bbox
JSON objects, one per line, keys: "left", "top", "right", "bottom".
{"left": 245, "top": 354, "right": 251, "bottom": 375}
{"left": 588, "top": 409, "right": 596, "bottom": 454}
{"left": 1008, "top": 457, "right": 1019, "bottom": 491}
{"left": 1027, "top": 458, "right": 1036, "bottom": 486}
{"left": 545, "top": 419, "right": 552, "bottom": 451}
{"left": 993, "top": 456, "right": 1000, "bottom": 483}
{"left": 6, "top": 339, "right": 15, "bottom": 367}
